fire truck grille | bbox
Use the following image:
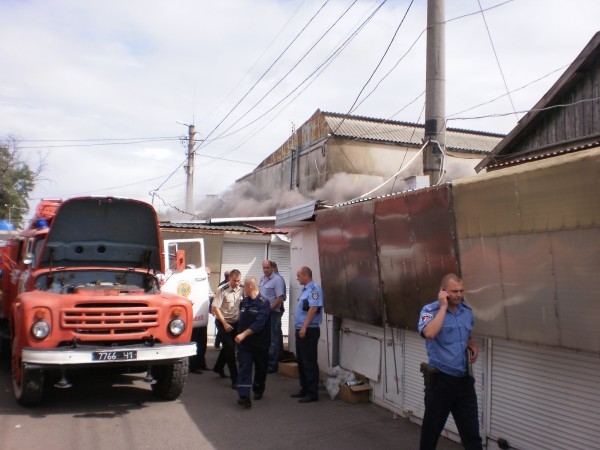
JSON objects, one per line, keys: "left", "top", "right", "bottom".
{"left": 61, "top": 303, "right": 159, "bottom": 335}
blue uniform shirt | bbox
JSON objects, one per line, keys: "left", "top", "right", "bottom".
{"left": 294, "top": 280, "right": 324, "bottom": 329}
{"left": 259, "top": 273, "right": 285, "bottom": 312}
{"left": 418, "top": 300, "right": 473, "bottom": 377}
{"left": 238, "top": 293, "right": 272, "bottom": 350}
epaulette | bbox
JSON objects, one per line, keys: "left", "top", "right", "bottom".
{"left": 424, "top": 301, "right": 441, "bottom": 313}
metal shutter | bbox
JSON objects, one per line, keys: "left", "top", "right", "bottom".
{"left": 208, "top": 241, "right": 266, "bottom": 340}
{"left": 490, "top": 340, "right": 600, "bottom": 450}
{"left": 269, "top": 244, "right": 291, "bottom": 338}
{"left": 404, "top": 331, "right": 486, "bottom": 441}
{"left": 221, "top": 241, "right": 266, "bottom": 280}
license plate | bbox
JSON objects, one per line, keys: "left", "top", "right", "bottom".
{"left": 92, "top": 350, "right": 138, "bottom": 361}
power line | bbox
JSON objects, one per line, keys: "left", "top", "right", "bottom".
{"left": 208, "top": 0, "right": 360, "bottom": 142}
{"left": 477, "top": 0, "right": 518, "bottom": 120}
{"left": 18, "top": 137, "right": 182, "bottom": 149}
{"left": 193, "top": 0, "right": 387, "bottom": 165}
{"left": 197, "top": 0, "right": 331, "bottom": 147}
{"left": 447, "top": 96, "right": 600, "bottom": 123}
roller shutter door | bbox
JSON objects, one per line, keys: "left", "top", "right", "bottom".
{"left": 221, "top": 241, "right": 265, "bottom": 280}
{"left": 269, "top": 244, "right": 291, "bottom": 337}
{"left": 490, "top": 340, "right": 600, "bottom": 450}
{"left": 405, "top": 331, "right": 486, "bottom": 440}
{"left": 208, "top": 241, "right": 266, "bottom": 340}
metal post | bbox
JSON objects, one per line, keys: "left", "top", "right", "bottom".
{"left": 423, "top": 0, "right": 446, "bottom": 186}
{"left": 185, "top": 124, "right": 195, "bottom": 213}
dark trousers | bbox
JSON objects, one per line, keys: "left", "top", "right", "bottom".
{"left": 214, "top": 321, "right": 238, "bottom": 383}
{"left": 420, "top": 371, "right": 482, "bottom": 450}
{"left": 189, "top": 326, "right": 207, "bottom": 371}
{"left": 236, "top": 345, "right": 269, "bottom": 398}
{"left": 268, "top": 311, "right": 281, "bottom": 371}
{"left": 295, "top": 327, "right": 320, "bottom": 398}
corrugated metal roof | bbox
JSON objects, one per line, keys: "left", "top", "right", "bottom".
{"left": 159, "top": 222, "right": 260, "bottom": 233}
{"left": 275, "top": 200, "right": 332, "bottom": 227}
{"left": 323, "top": 113, "right": 503, "bottom": 153}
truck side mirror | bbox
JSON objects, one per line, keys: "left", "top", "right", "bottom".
{"left": 23, "top": 252, "right": 34, "bottom": 266}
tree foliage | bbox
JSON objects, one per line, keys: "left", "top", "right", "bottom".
{"left": 0, "top": 137, "right": 40, "bottom": 229}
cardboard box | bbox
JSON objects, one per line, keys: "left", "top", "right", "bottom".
{"left": 278, "top": 361, "right": 299, "bottom": 378}
{"left": 336, "top": 375, "right": 372, "bottom": 404}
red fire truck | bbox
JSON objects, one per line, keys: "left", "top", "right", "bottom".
{"left": 0, "top": 197, "right": 196, "bottom": 406}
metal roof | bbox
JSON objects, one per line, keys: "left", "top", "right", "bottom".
{"left": 159, "top": 222, "right": 262, "bottom": 233}
{"left": 275, "top": 200, "right": 332, "bottom": 227}
{"left": 323, "top": 113, "right": 503, "bottom": 153}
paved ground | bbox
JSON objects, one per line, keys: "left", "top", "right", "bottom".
{"left": 184, "top": 343, "right": 463, "bottom": 450}
{"left": 0, "top": 342, "right": 463, "bottom": 450}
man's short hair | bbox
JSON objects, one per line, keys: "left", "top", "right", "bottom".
{"left": 441, "top": 273, "right": 462, "bottom": 288}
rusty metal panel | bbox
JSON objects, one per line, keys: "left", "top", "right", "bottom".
{"left": 454, "top": 149, "right": 600, "bottom": 239}
{"left": 455, "top": 149, "right": 600, "bottom": 353}
{"left": 459, "top": 237, "right": 508, "bottom": 339}
{"left": 462, "top": 228, "right": 600, "bottom": 353}
{"left": 375, "top": 185, "right": 460, "bottom": 330}
{"left": 316, "top": 201, "right": 383, "bottom": 326}
{"left": 497, "top": 233, "right": 560, "bottom": 347}
{"left": 552, "top": 227, "right": 600, "bottom": 353}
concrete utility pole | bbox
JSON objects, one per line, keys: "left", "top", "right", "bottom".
{"left": 423, "top": 0, "right": 446, "bottom": 186}
{"left": 184, "top": 124, "right": 195, "bottom": 213}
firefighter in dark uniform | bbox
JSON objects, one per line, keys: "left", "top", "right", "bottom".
{"left": 234, "top": 276, "right": 271, "bottom": 408}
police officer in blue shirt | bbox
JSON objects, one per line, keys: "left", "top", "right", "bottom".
{"left": 418, "top": 273, "right": 482, "bottom": 450}
{"left": 291, "top": 266, "right": 323, "bottom": 403}
{"left": 234, "top": 277, "right": 271, "bottom": 408}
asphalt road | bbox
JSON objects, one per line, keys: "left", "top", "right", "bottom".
{"left": 0, "top": 346, "right": 462, "bottom": 450}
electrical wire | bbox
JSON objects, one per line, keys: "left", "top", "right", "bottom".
{"left": 202, "top": 0, "right": 360, "bottom": 146}
{"left": 200, "top": 0, "right": 309, "bottom": 122}
{"left": 447, "top": 96, "right": 600, "bottom": 123}
{"left": 197, "top": 0, "right": 331, "bottom": 147}
{"left": 477, "top": 0, "right": 518, "bottom": 120}
{"left": 194, "top": 0, "right": 387, "bottom": 163}
{"left": 18, "top": 137, "right": 182, "bottom": 149}
{"left": 447, "top": 63, "right": 570, "bottom": 118}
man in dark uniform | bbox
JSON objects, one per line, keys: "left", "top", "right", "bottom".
{"left": 291, "top": 266, "right": 323, "bottom": 403}
{"left": 234, "top": 277, "right": 271, "bottom": 408}
{"left": 418, "top": 273, "right": 482, "bottom": 450}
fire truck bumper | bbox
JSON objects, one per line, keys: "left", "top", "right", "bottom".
{"left": 21, "top": 342, "right": 197, "bottom": 368}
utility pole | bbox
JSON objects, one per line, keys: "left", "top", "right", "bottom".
{"left": 423, "top": 0, "right": 446, "bottom": 186}
{"left": 184, "top": 124, "right": 195, "bottom": 213}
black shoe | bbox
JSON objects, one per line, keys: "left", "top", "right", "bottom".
{"left": 190, "top": 368, "right": 203, "bottom": 374}
{"left": 237, "top": 397, "right": 251, "bottom": 408}
{"left": 213, "top": 368, "right": 227, "bottom": 378}
{"left": 231, "top": 382, "right": 237, "bottom": 390}
{"left": 267, "top": 368, "right": 277, "bottom": 374}
{"left": 253, "top": 393, "right": 263, "bottom": 400}
{"left": 290, "top": 391, "right": 306, "bottom": 398}
{"left": 199, "top": 365, "right": 209, "bottom": 370}
{"left": 298, "top": 396, "right": 318, "bottom": 403}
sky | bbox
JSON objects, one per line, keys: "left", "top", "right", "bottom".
{"left": 1, "top": 0, "right": 599, "bottom": 221}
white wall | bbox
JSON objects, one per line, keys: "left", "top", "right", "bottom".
{"left": 287, "top": 224, "right": 334, "bottom": 374}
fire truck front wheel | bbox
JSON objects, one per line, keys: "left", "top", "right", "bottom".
{"left": 12, "top": 344, "right": 44, "bottom": 407}
{"left": 151, "top": 358, "right": 188, "bottom": 401}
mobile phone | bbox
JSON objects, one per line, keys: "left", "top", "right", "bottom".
{"left": 467, "top": 348, "right": 474, "bottom": 377}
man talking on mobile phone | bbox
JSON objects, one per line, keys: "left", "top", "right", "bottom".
{"left": 417, "top": 273, "right": 482, "bottom": 450}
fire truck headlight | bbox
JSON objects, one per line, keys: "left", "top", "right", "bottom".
{"left": 169, "top": 318, "right": 186, "bottom": 336}
{"left": 31, "top": 321, "right": 51, "bottom": 339}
